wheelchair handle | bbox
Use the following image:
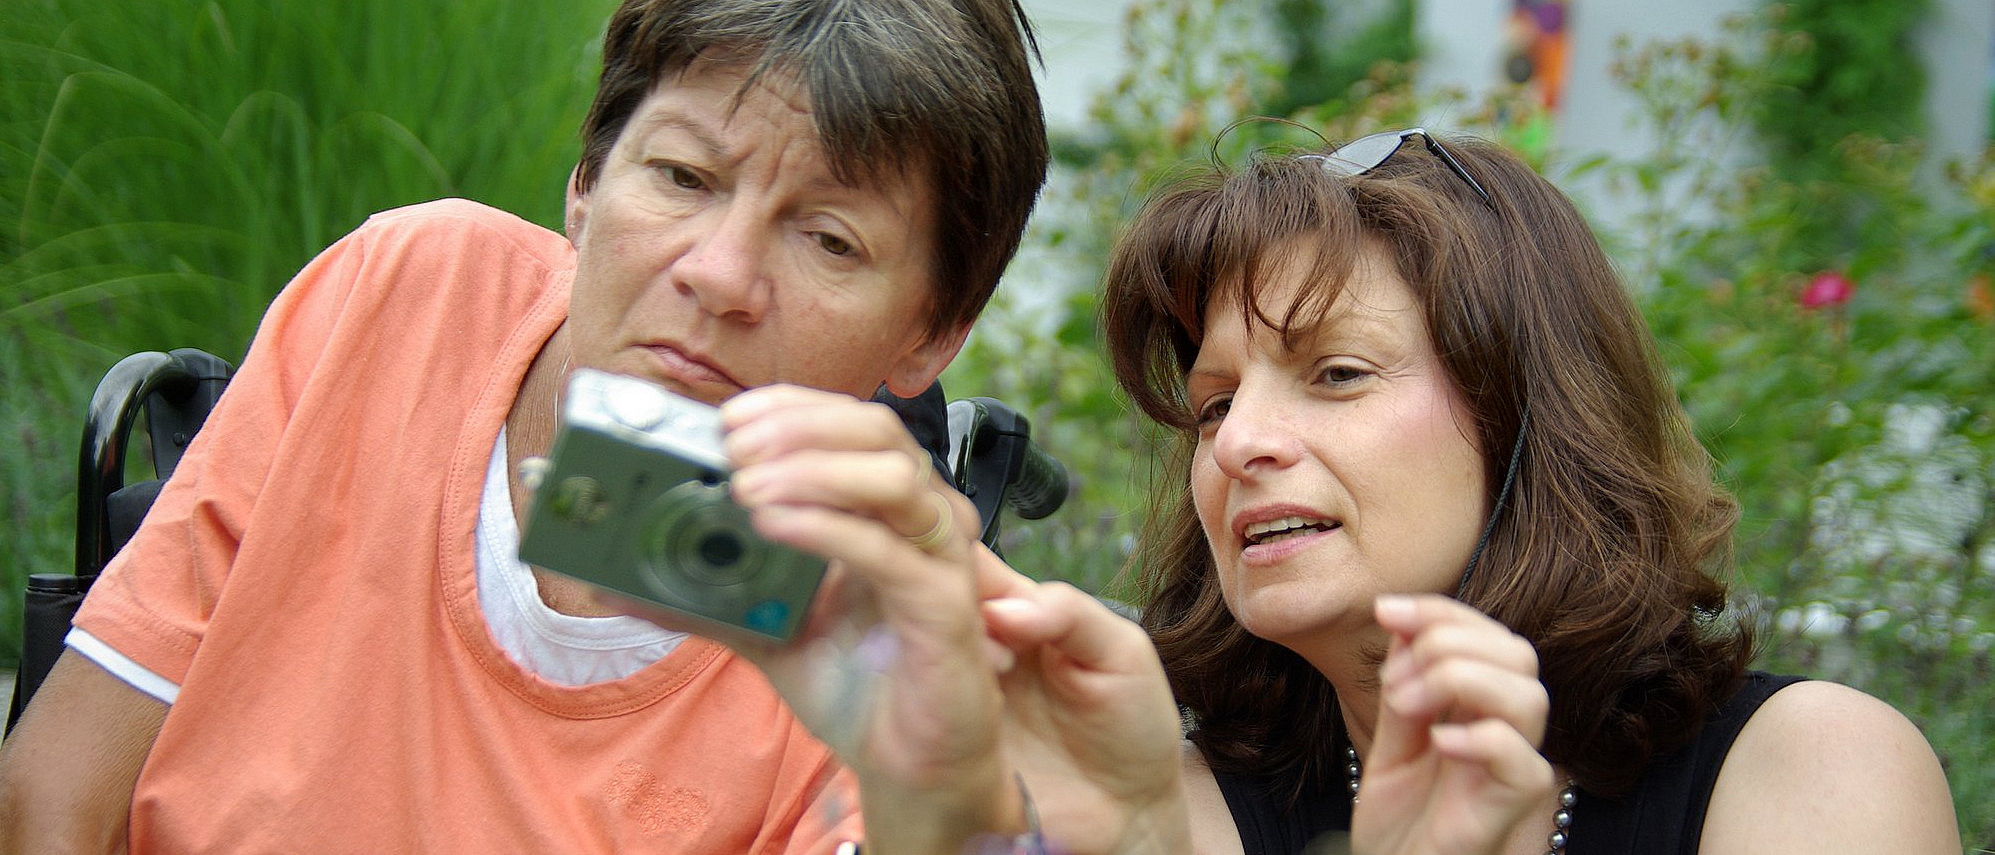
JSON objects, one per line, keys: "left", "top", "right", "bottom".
{"left": 76, "top": 348, "right": 233, "bottom": 579}
{"left": 946, "top": 397, "right": 1072, "bottom": 548}
{"left": 1005, "top": 439, "right": 1069, "bottom": 521}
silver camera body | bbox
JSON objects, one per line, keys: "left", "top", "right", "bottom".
{"left": 518, "top": 369, "right": 825, "bottom": 644}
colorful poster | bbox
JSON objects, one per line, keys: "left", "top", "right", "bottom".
{"left": 1505, "top": 0, "right": 1570, "bottom": 111}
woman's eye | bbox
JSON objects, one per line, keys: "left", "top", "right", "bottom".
{"left": 665, "top": 165, "right": 703, "bottom": 190}
{"left": 816, "top": 233, "right": 854, "bottom": 257}
{"left": 1320, "top": 364, "right": 1368, "bottom": 385}
{"left": 1195, "top": 396, "right": 1231, "bottom": 426}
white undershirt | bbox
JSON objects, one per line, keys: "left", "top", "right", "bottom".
{"left": 473, "top": 425, "right": 685, "bottom": 685}
{"left": 69, "top": 427, "right": 685, "bottom": 702}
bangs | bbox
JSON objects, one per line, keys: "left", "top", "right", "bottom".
{"left": 1228, "top": 230, "right": 1370, "bottom": 357}
{"left": 1105, "top": 155, "right": 1374, "bottom": 430}
{"left": 626, "top": 0, "right": 995, "bottom": 187}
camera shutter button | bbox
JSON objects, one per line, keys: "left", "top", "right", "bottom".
{"left": 607, "top": 388, "right": 670, "bottom": 430}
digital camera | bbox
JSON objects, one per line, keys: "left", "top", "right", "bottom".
{"left": 517, "top": 369, "right": 826, "bottom": 645}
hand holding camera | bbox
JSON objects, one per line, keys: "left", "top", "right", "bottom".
{"left": 520, "top": 369, "right": 1072, "bottom": 647}
{"left": 592, "top": 378, "right": 1019, "bottom": 841}
{"left": 519, "top": 372, "right": 1186, "bottom": 852}
{"left": 518, "top": 369, "right": 831, "bottom": 644}
{"left": 518, "top": 370, "right": 994, "bottom": 715}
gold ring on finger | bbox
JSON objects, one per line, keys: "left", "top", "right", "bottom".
{"left": 908, "top": 492, "right": 954, "bottom": 553}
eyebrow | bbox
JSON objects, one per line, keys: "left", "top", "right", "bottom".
{"left": 632, "top": 109, "right": 881, "bottom": 196}
{"left": 1185, "top": 362, "right": 1232, "bottom": 384}
{"left": 633, "top": 111, "right": 727, "bottom": 158}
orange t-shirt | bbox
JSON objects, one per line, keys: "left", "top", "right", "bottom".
{"left": 74, "top": 199, "right": 861, "bottom": 853}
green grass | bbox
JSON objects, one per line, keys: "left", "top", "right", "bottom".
{"left": 1, "top": 0, "right": 616, "bottom": 664}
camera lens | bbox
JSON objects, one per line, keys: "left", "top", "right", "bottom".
{"left": 673, "top": 512, "right": 755, "bottom": 589}
{"left": 637, "top": 482, "right": 759, "bottom": 602}
{"left": 697, "top": 531, "right": 743, "bottom": 568}
{"left": 620, "top": 477, "right": 825, "bottom": 643}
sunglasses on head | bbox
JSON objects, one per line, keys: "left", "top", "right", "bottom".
{"left": 1299, "top": 127, "right": 1494, "bottom": 209}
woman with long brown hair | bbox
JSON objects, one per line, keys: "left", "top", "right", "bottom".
{"left": 1082, "top": 128, "right": 1958, "bottom": 853}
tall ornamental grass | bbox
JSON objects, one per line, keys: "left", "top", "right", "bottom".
{"left": 1, "top": 0, "right": 616, "bottom": 664}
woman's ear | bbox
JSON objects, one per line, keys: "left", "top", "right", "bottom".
{"left": 564, "top": 165, "right": 588, "bottom": 244}
{"left": 884, "top": 322, "right": 972, "bottom": 398}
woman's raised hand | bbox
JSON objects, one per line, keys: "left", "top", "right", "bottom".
{"left": 715, "top": 384, "right": 1018, "bottom": 851}
{"left": 981, "top": 570, "right": 1192, "bottom": 854}
{"left": 1356, "top": 594, "right": 1557, "bottom": 855}
{"left": 706, "top": 383, "right": 1191, "bottom": 854}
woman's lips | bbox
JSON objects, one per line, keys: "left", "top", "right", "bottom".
{"left": 641, "top": 344, "right": 742, "bottom": 397}
{"left": 1239, "top": 523, "right": 1340, "bottom": 566}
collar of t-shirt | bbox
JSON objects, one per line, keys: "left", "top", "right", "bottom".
{"left": 478, "top": 427, "right": 686, "bottom": 685}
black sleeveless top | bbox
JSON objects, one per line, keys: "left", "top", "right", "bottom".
{"left": 1212, "top": 671, "right": 1805, "bottom": 855}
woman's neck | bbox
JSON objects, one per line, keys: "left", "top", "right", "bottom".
{"left": 504, "top": 323, "right": 617, "bottom": 617}
{"left": 506, "top": 322, "right": 571, "bottom": 467}
{"left": 1290, "top": 625, "right": 1391, "bottom": 757}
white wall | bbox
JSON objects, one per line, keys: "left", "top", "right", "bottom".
{"left": 1021, "top": 0, "right": 1140, "bottom": 131}
{"left": 1412, "top": 0, "right": 1757, "bottom": 238}
{"left": 1917, "top": 0, "right": 1995, "bottom": 179}
{"left": 1414, "top": 0, "right": 1995, "bottom": 241}
{"left": 1413, "top": 0, "right": 1512, "bottom": 124}
{"left": 1560, "top": 0, "right": 1758, "bottom": 238}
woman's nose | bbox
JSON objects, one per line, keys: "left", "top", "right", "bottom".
{"left": 671, "top": 206, "right": 773, "bottom": 322}
{"left": 1210, "top": 389, "right": 1301, "bottom": 481}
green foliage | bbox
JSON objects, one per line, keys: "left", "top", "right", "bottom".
{"left": 1747, "top": 0, "right": 1934, "bottom": 267}
{"left": 1752, "top": 0, "right": 1930, "bottom": 179}
{"left": 0, "top": 0, "right": 616, "bottom": 664}
{"left": 1592, "top": 10, "right": 1994, "bottom": 845}
{"left": 1264, "top": 0, "right": 1414, "bottom": 118}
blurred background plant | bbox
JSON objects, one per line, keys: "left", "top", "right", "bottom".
{"left": 2, "top": 0, "right": 616, "bottom": 662}
{"left": 1600, "top": 2, "right": 1995, "bottom": 841}
{"left": 3, "top": 0, "right": 1990, "bottom": 843}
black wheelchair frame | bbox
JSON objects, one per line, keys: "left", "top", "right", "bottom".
{"left": 7, "top": 349, "right": 233, "bottom": 733}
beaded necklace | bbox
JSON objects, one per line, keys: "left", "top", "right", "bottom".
{"left": 1345, "top": 744, "right": 1578, "bottom": 855}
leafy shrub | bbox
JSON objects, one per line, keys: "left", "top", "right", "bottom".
{"left": 1608, "top": 10, "right": 1993, "bottom": 841}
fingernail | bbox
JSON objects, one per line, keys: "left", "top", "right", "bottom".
{"left": 1375, "top": 594, "right": 1415, "bottom": 623}
{"left": 730, "top": 469, "right": 766, "bottom": 504}
{"left": 984, "top": 637, "right": 1018, "bottom": 674}
{"left": 721, "top": 424, "right": 765, "bottom": 464}
{"left": 717, "top": 388, "right": 769, "bottom": 425}
{"left": 983, "top": 597, "right": 1036, "bottom": 617}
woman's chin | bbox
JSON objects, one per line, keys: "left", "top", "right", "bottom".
{"left": 1227, "top": 587, "right": 1370, "bottom": 652}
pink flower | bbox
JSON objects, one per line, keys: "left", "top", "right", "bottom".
{"left": 1800, "top": 270, "right": 1855, "bottom": 309}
